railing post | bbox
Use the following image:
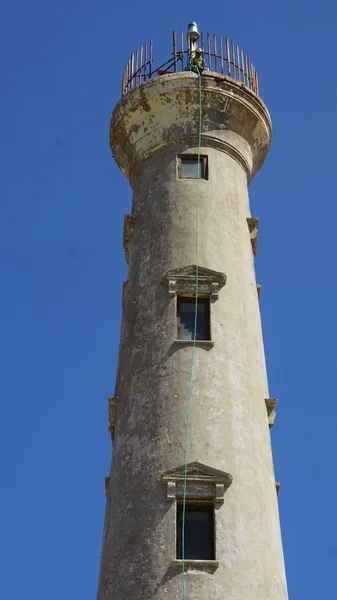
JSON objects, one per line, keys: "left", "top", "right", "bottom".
{"left": 181, "top": 31, "right": 184, "bottom": 70}
{"left": 226, "top": 37, "right": 231, "bottom": 77}
{"left": 127, "top": 57, "right": 131, "bottom": 93}
{"left": 173, "top": 31, "right": 177, "bottom": 72}
{"left": 219, "top": 36, "right": 224, "bottom": 74}
{"left": 131, "top": 54, "right": 134, "bottom": 90}
{"left": 149, "top": 39, "right": 153, "bottom": 78}
{"left": 144, "top": 42, "right": 148, "bottom": 82}
{"left": 135, "top": 49, "right": 139, "bottom": 88}
{"left": 236, "top": 45, "right": 241, "bottom": 82}
{"left": 140, "top": 45, "right": 143, "bottom": 85}
{"left": 207, "top": 33, "right": 211, "bottom": 71}
{"left": 213, "top": 34, "right": 218, "bottom": 73}
{"left": 231, "top": 40, "right": 236, "bottom": 79}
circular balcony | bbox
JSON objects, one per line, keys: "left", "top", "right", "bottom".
{"left": 121, "top": 29, "right": 259, "bottom": 98}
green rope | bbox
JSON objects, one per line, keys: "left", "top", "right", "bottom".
{"left": 181, "top": 69, "right": 202, "bottom": 600}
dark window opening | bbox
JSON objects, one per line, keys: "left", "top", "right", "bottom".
{"left": 176, "top": 503, "right": 215, "bottom": 560}
{"left": 178, "top": 155, "right": 208, "bottom": 179}
{"left": 177, "top": 297, "right": 210, "bottom": 341}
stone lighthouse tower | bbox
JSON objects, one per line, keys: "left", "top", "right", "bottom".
{"left": 97, "top": 23, "right": 288, "bottom": 600}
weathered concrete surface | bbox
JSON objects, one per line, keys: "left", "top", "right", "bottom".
{"left": 110, "top": 71, "right": 272, "bottom": 184}
{"left": 97, "top": 72, "right": 288, "bottom": 599}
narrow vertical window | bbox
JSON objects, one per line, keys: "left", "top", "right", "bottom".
{"left": 177, "top": 155, "right": 208, "bottom": 179}
{"left": 176, "top": 503, "right": 215, "bottom": 560}
{"left": 177, "top": 297, "right": 210, "bottom": 341}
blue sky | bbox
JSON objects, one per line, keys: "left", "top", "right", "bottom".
{"left": 1, "top": 1, "right": 337, "bottom": 598}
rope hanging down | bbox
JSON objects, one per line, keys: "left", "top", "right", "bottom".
{"left": 181, "top": 68, "right": 203, "bottom": 600}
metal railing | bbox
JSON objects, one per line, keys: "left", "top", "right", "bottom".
{"left": 121, "top": 31, "right": 259, "bottom": 97}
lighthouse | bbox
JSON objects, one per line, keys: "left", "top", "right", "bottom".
{"left": 97, "top": 22, "right": 288, "bottom": 600}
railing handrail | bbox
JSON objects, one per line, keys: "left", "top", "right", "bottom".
{"left": 121, "top": 32, "right": 259, "bottom": 97}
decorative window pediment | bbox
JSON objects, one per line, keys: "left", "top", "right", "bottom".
{"left": 161, "top": 265, "right": 226, "bottom": 300}
{"left": 122, "top": 282, "right": 127, "bottom": 307}
{"left": 246, "top": 217, "right": 259, "bottom": 257}
{"left": 105, "top": 477, "right": 110, "bottom": 499}
{"left": 123, "top": 214, "right": 136, "bottom": 264}
{"left": 265, "top": 398, "right": 278, "bottom": 428}
{"left": 108, "top": 396, "right": 119, "bottom": 441}
{"left": 162, "top": 461, "right": 233, "bottom": 505}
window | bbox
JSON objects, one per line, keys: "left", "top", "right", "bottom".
{"left": 177, "top": 297, "right": 210, "bottom": 341}
{"left": 176, "top": 503, "right": 215, "bottom": 560}
{"left": 162, "top": 461, "right": 232, "bottom": 568}
{"left": 177, "top": 155, "right": 208, "bottom": 179}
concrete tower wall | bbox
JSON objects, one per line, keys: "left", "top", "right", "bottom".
{"left": 97, "top": 72, "right": 288, "bottom": 600}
